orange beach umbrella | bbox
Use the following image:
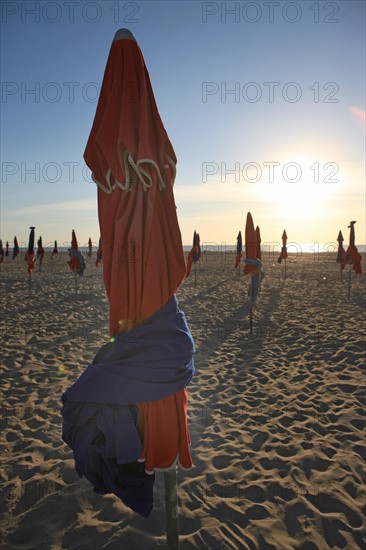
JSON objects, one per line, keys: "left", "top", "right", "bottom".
{"left": 25, "top": 227, "right": 36, "bottom": 274}
{"left": 186, "top": 230, "right": 200, "bottom": 277}
{"left": 345, "top": 221, "right": 362, "bottom": 274}
{"left": 88, "top": 237, "right": 93, "bottom": 257}
{"left": 51, "top": 240, "right": 58, "bottom": 260}
{"left": 67, "top": 230, "right": 86, "bottom": 276}
{"left": 235, "top": 230, "right": 242, "bottom": 269}
{"left": 336, "top": 230, "right": 346, "bottom": 273}
{"left": 277, "top": 230, "right": 288, "bottom": 263}
{"left": 63, "top": 28, "right": 195, "bottom": 531}
{"left": 13, "top": 237, "right": 20, "bottom": 260}
{"left": 37, "top": 236, "right": 45, "bottom": 266}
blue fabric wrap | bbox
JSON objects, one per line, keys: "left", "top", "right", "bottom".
{"left": 244, "top": 258, "right": 265, "bottom": 302}
{"left": 61, "top": 295, "right": 195, "bottom": 517}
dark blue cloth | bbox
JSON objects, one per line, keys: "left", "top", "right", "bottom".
{"left": 61, "top": 295, "right": 194, "bottom": 517}
{"left": 244, "top": 258, "right": 265, "bottom": 302}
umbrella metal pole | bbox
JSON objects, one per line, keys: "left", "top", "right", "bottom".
{"left": 164, "top": 467, "right": 179, "bottom": 550}
{"left": 194, "top": 263, "right": 197, "bottom": 287}
{"left": 284, "top": 259, "right": 287, "bottom": 280}
{"left": 347, "top": 265, "right": 351, "bottom": 300}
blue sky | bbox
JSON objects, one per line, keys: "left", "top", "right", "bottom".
{"left": 1, "top": 0, "right": 365, "bottom": 251}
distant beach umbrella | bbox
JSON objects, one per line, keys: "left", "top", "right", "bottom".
{"left": 95, "top": 236, "right": 102, "bottom": 267}
{"left": 186, "top": 230, "right": 200, "bottom": 281}
{"left": 235, "top": 230, "right": 242, "bottom": 269}
{"left": 0, "top": 240, "right": 4, "bottom": 263}
{"left": 67, "top": 230, "right": 86, "bottom": 300}
{"left": 37, "top": 236, "right": 45, "bottom": 267}
{"left": 5, "top": 241, "right": 9, "bottom": 258}
{"left": 25, "top": 227, "right": 36, "bottom": 274}
{"left": 243, "top": 213, "right": 264, "bottom": 333}
{"left": 345, "top": 221, "right": 362, "bottom": 274}
{"left": 51, "top": 240, "right": 58, "bottom": 260}
{"left": 62, "top": 29, "right": 194, "bottom": 543}
{"left": 194, "top": 232, "right": 201, "bottom": 261}
{"left": 336, "top": 230, "right": 346, "bottom": 279}
{"left": 88, "top": 237, "right": 93, "bottom": 257}
{"left": 67, "top": 230, "right": 86, "bottom": 276}
{"left": 12, "top": 237, "right": 20, "bottom": 260}
{"left": 344, "top": 221, "right": 362, "bottom": 300}
{"left": 277, "top": 230, "right": 288, "bottom": 262}
{"left": 277, "top": 229, "right": 288, "bottom": 278}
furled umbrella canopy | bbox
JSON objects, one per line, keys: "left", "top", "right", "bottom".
{"left": 62, "top": 29, "right": 195, "bottom": 519}
{"left": 5, "top": 241, "right": 9, "bottom": 258}
{"left": 277, "top": 230, "right": 288, "bottom": 264}
{"left": 336, "top": 230, "right": 346, "bottom": 269}
{"left": 37, "top": 236, "right": 45, "bottom": 266}
{"left": 235, "top": 230, "right": 242, "bottom": 269}
{"left": 88, "top": 237, "right": 93, "bottom": 257}
{"left": 67, "top": 230, "right": 86, "bottom": 276}
{"left": 243, "top": 213, "right": 264, "bottom": 302}
{"left": 25, "top": 227, "right": 36, "bottom": 273}
{"left": 0, "top": 240, "right": 4, "bottom": 263}
{"left": 51, "top": 240, "right": 58, "bottom": 260}
{"left": 345, "top": 221, "right": 362, "bottom": 274}
{"left": 186, "top": 230, "right": 200, "bottom": 277}
{"left": 13, "top": 237, "right": 20, "bottom": 260}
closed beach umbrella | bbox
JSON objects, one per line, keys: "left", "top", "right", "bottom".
{"left": 344, "top": 221, "right": 362, "bottom": 300}
{"left": 67, "top": 230, "right": 86, "bottom": 276}
{"left": 235, "top": 230, "right": 242, "bottom": 269}
{"left": 277, "top": 230, "right": 288, "bottom": 263}
{"left": 51, "top": 240, "right": 58, "bottom": 260}
{"left": 13, "top": 237, "right": 20, "bottom": 260}
{"left": 0, "top": 240, "right": 4, "bottom": 263}
{"left": 5, "top": 241, "right": 9, "bottom": 258}
{"left": 186, "top": 230, "right": 200, "bottom": 277}
{"left": 243, "top": 213, "right": 264, "bottom": 332}
{"left": 88, "top": 237, "right": 93, "bottom": 257}
{"left": 25, "top": 227, "right": 36, "bottom": 274}
{"left": 37, "top": 236, "right": 45, "bottom": 266}
{"left": 336, "top": 230, "right": 346, "bottom": 279}
{"left": 277, "top": 229, "right": 288, "bottom": 278}
{"left": 62, "top": 27, "right": 194, "bottom": 535}
{"left": 345, "top": 221, "right": 362, "bottom": 274}
{"left": 336, "top": 230, "right": 346, "bottom": 265}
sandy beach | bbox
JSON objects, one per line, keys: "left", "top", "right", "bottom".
{"left": 1, "top": 250, "right": 365, "bottom": 550}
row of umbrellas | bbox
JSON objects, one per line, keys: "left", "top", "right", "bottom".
{"left": 0, "top": 237, "right": 19, "bottom": 262}
{"left": 2, "top": 27, "right": 363, "bottom": 550}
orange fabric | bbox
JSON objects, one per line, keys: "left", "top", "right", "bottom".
{"left": 85, "top": 36, "right": 192, "bottom": 471}
{"left": 67, "top": 230, "right": 81, "bottom": 272}
{"left": 280, "top": 230, "right": 288, "bottom": 260}
{"left": 345, "top": 223, "right": 362, "bottom": 274}
{"left": 243, "top": 212, "right": 258, "bottom": 275}
{"left": 346, "top": 245, "right": 362, "bottom": 274}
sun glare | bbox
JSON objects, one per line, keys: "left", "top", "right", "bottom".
{"left": 251, "top": 155, "right": 341, "bottom": 220}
